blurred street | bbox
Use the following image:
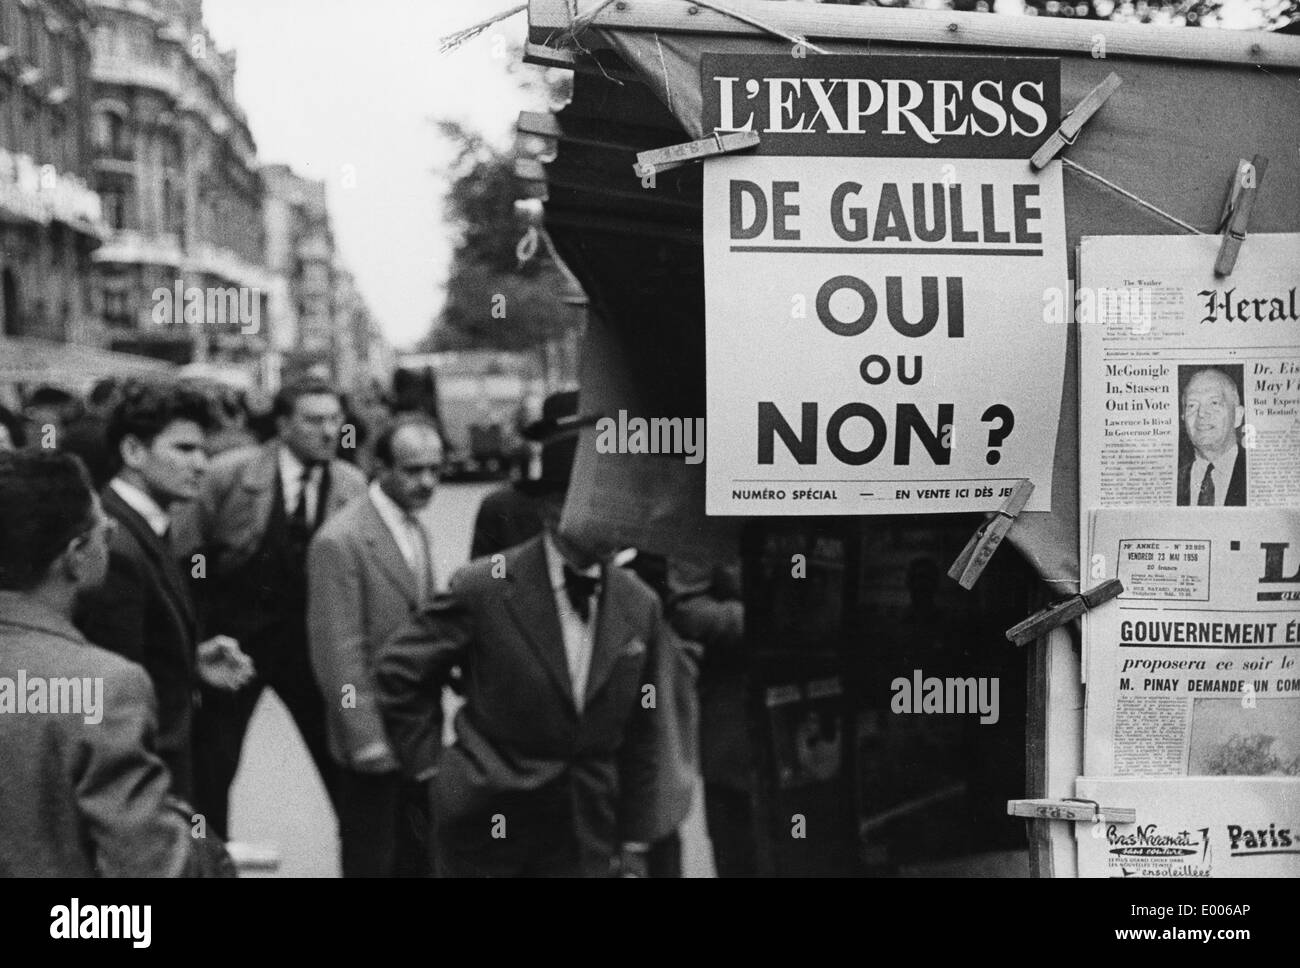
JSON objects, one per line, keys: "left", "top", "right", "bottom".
{"left": 229, "top": 480, "right": 714, "bottom": 877}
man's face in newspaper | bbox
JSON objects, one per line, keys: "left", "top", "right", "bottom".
{"left": 1182, "top": 370, "right": 1243, "bottom": 458}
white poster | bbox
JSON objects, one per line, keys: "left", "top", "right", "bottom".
{"left": 1075, "top": 776, "right": 1300, "bottom": 878}
{"left": 701, "top": 55, "right": 1067, "bottom": 515}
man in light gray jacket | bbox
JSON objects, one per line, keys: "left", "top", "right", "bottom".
{"left": 0, "top": 451, "right": 194, "bottom": 877}
{"left": 308, "top": 414, "right": 443, "bottom": 876}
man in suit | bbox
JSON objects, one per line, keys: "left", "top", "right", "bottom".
{"left": 469, "top": 390, "right": 578, "bottom": 561}
{"left": 0, "top": 451, "right": 194, "bottom": 876}
{"left": 179, "top": 376, "right": 367, "bottom": 837}
{"left": 308, "top": 414, "right": 443, "bottom": 876}
{"left": 468, "top": 391, "right": 698, "bottom": 876}
{"left": 77, "top": 380, "right": 254, "bottom": 800}
{"left": 377, "top": 491, "right": 678, "bottom": 878}
{"left": 1176, "top": 367, "right": 1247, "bottom": 507}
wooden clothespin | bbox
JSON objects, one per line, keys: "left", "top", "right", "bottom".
{"left": 514, "top": 158, "right": 546, "bottom": 182}
{"left": 634, "top": 130, "right": 760, "bottom": 178}
{"left": 947, "top": 480, "right": 1034, "bottom": 590}
{"left": 513, "top": 157, "right": 548, "bottom": 201}
{"left": 1030, "top": 72, "right": 1122, "bottom": 171}
{"left": 1007, "top": 798, "right": 1136, "bottom": 825}
{"left": 1005, "top": 578, "right": 1123, "bottom": 646}
{"left": 517, "top": 110, "right": 562, "bottom": 140}
{"left": 1215, "top": 154, "right": 1268, "bottom": 277}
{"left": 523, "top": 42, "right": 578, "bottom": 71}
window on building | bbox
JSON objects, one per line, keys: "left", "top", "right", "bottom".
{"left": 92, "top": 111, "right": 110, "bottom": 151}
{"left": 96, "top": 111, "right": 132, "bottom": 160}
{"left": 23, "top": 8, "right": 39, "bottom": 68}
{"left": 1, "top": 268, "right": 20, "bottom": 337}
{"left": 30, "top": 297, "right": 47, "bottom": 336}
{"left": 131, "top": 23, "right": 148, "bottom": 62}
{"left": 49, "top": 223, "right": 64, "bottom": 268}
{"left": 103, "top": 287, "right": 131, "bottom": 329}
{"left": 100, "top": 186, "right": 128, "bottom": 230}
{"left": 161, "top": 134, "right": 180, "bottom": 171}
{"left": 49, "top": 113, "right": 64, "bottom": 169}
{"left": 49, "top": 34, "right": 63, "bottom": 87}
{"left": 162, "top": 176, "right": 183, "bottom": 236}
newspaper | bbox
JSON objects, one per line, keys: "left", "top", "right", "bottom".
{"left": 1083, "top": 508, "right": 1300, "bottom": 777}
{"left": 1078, "top": 233, "right": 1300, "bottom": 515}
{"left": 1075, "top": 776, "right": 1300, "bottom": 878}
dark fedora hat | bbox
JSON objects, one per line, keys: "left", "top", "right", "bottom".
{"left": 519, "top": 390, "right": 605, "bottom": 494}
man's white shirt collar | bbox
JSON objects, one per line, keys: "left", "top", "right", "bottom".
{"left": 369, "top": 482, "right": 436, "bottom": 578}
{"left": 279, "top": 444, "right": 322, "bottom": 515}
{"left": 278, "top": 443, "right": 312, "bottom": 486}
{"left": 109, "top": 477, "right": 170, "bottom": 537}
{"left": 371, "top": 481, "right": 417, "bottom": 538}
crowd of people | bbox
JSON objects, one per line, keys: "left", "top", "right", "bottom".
{"left": 0, "top": 374, "right": 752, "bottom": 878}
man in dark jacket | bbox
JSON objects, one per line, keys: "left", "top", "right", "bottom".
{"left": 377, "top": 491, "right": 679, "bottom": 877}
{"left": 77, "top": 380, "right": 254, "bottom": 799}
{"left": 176, "top": 376, "right": 367, "bottom": 836}
{"left": 469, "top": 390, "right": 580, "bottom": 560}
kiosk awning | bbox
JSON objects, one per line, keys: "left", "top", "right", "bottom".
{"left": 0, "top": 336, "right": 175, "bottom": 387}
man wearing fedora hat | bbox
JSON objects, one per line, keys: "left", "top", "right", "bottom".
{"left": 462, "top": 390, "right": 698, "bottom": 876}
{"left": 469, "top": 389, "right": 582, "bottom": 560}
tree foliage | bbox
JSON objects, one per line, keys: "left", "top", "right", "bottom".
{"left": 423, "top": 119, "right": 575, "bottom": 353}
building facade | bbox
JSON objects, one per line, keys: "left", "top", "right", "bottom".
{"left": 0, "top": 0, "right": 104, "bottom": 344}
{"left": 263, "top": 162, "right": 387, "bottom": 388}
{"left": 88, "top": 0, "right": 269, "bottom": 379}
{"left": 332, "top": 262, "right": 391, "bottom": 389}
{"left": 262, "top": 161, "right": 332, "bottom": 380}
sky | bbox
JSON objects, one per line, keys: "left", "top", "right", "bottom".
{"left": 204, "top": 0, "right": 540, "bottom": 350}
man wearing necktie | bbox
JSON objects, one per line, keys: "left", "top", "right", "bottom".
{"left": 307, "top": 415, "right": 443, "bottom": 876}
{"left": 376, "top": 489, "right": 676, "bottom": 877}
{"left": 176, "top": 377, "right": 368, "bottom": 839}
{"left": 1176, "top": 367, "right": 1247, "bottom": 507}
{"left": 77, "top": 380, "right": 254, "bottom": 801}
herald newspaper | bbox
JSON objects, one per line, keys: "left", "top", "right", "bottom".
{"left": 1078, "top": 232, "right": 1300, "bottom": 516}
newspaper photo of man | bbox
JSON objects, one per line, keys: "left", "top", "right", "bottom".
{"left": 1176, "top": 364, "right": 1247, "bottom": 507}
